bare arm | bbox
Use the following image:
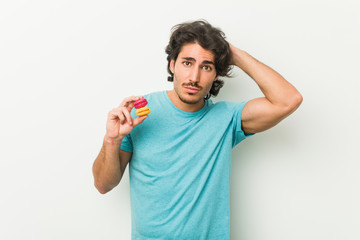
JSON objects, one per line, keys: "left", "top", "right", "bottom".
{"left": 92, "top": 96, "right": 147, "bottom": 194}
{"left": 230, "top": 44, "right": 303, "bottom": 134}
{"left": 92, "top": 137, "right": 132, "bottom": 194}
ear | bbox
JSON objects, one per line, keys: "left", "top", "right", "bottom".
{"left": 170, "top": 59, "right": 175, "bottom": 74}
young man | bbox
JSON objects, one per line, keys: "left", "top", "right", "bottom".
{"left": 92, "top": 20, "right": 302, "bottom": 239}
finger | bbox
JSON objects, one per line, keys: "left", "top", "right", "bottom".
{"left": 121, "top": 107, "right": 133, "bottom": 126}
{"left": 119, "top": 96, "right": 141, "bottom": 108}
{"left": 126, "top": 96, "right": 144, "bottom": 112}
{"left": 108, "top": 109, "right": 119, "bottom": 120}
{"left": 118, "top": 111, "right": 126, "bottom": 124}
{"left": 109, "top": 109, "right": 126, "bottom": 124}
{"left": 133, "top": 115, "right": 148, "bottom": 127}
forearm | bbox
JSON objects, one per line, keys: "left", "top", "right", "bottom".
{"left": 92, "top": 136, "right": 123, "bottom": 194}
{"left": 232, "top": 48, "right": 302, "bottom": 109}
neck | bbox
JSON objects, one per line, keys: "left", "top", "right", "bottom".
{"left": 167, "top": 90, "right": 205, "bottom": 112}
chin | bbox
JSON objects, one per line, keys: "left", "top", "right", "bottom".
{"left": 179, "top": 92, "right": 203, "bottom": 105}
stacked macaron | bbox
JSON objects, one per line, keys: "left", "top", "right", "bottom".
{"left": 134, "top": 97, "right": 150, "bottom": 117}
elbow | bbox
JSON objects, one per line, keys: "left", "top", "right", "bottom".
{"left": 280, "top": 93, "right": 303, "bottom": 117}
{"left": 94, "top": 180, "right": 111, "bottom": 194}
{"left": 92, "top": 159, "right": 122, "bottom": 195}
{"left": 287, "top": 93, "right": 303, "bottom": 113}
{"left": 291, "top": 92, "right": 303, "bottom": 110}
{"left": 93, "top": 174, "right": 121, "bottom": 194}
{"left": 98, "top": 188, "right": 109, "bottom": 195}
{"left": 92, "top": 163, "right": 114, "bottom": 194}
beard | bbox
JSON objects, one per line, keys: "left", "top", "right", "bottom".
{"left": 177, "top": 93, "right": 201, "bottom": 104}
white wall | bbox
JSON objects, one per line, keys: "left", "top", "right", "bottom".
{"left": 1, "top": 0, "right": 359, "bottom": 239}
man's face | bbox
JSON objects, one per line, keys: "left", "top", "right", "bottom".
{"left": 170, "top": 42, "right": 218, "bottom": 105}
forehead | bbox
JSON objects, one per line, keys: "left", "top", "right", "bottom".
{"left": 178, "top": 42, "right": 215, "bottom": 62}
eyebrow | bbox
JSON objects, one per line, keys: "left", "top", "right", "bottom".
{"left": 182, "top": 57, "right": 215, "bottom": 66}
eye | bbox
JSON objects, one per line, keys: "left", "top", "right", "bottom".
{"left": 183, "top": 61, "right": 191, "bottom": 67}
{"left": 202, "top": 65, "right": 212, "bottom": 71}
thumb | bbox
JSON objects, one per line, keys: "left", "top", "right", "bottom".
{"left": 133, "top": 115, "right": 148, "bottom": 127}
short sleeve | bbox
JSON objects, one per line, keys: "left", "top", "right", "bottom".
{"left": 232, "top": 101, "right": 254, "bottom": 147}
{"left": 120, "top": 134, "right": 133, "bottom": 152}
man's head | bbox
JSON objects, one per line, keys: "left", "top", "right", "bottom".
{"left": 165, "top": 20, "right": 233, "bottom": 100}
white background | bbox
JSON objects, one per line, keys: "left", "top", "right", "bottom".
{"left": 1, "top": 0, "right": 359, "bottom": 239}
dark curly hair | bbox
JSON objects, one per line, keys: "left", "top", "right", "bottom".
{"left": 165, "top": 20, "right": 233, "bottom": 100}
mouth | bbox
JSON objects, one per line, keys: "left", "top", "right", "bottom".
{"left": 184, "top": 86, "right": 200, "bottom": 94}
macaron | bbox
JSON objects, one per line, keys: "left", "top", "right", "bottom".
{"left": 136, "top": 106, "right": 150, "bottom": 117}
{"left": 134, "top": 97, "right": 150, "bottom": 117}
{"left": 134, "top": 98, "right": 148, "bottom": 109}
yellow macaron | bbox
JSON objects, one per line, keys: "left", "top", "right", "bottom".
{"left": 136, "top": 106, "right": 151, "bottom": 117}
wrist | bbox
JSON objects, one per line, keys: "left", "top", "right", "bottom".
{"left": 232, "top": 49, "right": 249, "bottom": 68}
{"left": 104, "top": 134, "right": 123, "bottom": 146}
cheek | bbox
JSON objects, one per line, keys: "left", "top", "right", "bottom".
{"left": 174, "top": 69, "right": 188, "bottom": 84}
{"left": 204, "top": 75, "right": 216, "bottom": 87}
{"left": 205, "top": 81, "right": 214, "bottom": 91}
{"left": 175, "top": 67, "right": 187, "bottom": 79}
{"left": 173, "top": 73, "right": 183, "bottom": 89}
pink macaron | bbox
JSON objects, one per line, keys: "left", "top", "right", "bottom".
{"left": 134, "top": 98, "right": 148, "bottom": 109}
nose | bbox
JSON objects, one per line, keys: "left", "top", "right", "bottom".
{"left": 189, "top": 66, "right": 200, "bottom": 82}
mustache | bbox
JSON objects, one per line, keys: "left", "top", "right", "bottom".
{"left": 183, "top": 82, "right": 201, "bottom": 89}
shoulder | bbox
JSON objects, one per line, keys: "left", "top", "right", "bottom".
{"left": 142, "top": 90, "right": 167, "bottom": 106}
{"left": 142, "top": 90, "right": 164, "bottom": 99}
{"left": 209, "top": 100, "right": 248, "bottom": 112}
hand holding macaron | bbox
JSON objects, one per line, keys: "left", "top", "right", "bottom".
{"left": 105, "top": 96, "right": 150, "bottom": 143}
